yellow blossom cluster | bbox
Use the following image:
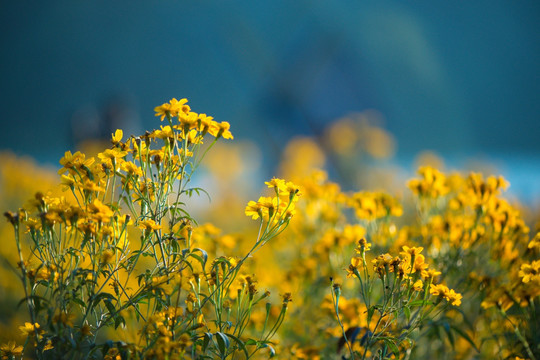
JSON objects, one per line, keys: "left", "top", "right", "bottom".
{"left": 245, "top": 177, "right": 301, "bottom": 222}
{"left": 2, "top": 99, "right": 539, "bottom": 360}
{"left": 347, "top": 191, "right": 403, "bottom": 220}
{"left": 154, "top": 97, "right": 233, "bottom": 139}
{"left": 408, "top": 166, "right": 450, "bottom": 198}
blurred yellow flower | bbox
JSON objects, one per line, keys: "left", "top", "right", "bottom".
{"left": 139, "top": 219, "right": 162, "bottom": 231}
{"left": 0, "top": 341, "right": 23, "bottom": 357}
{"left": 19, "top": 322, "right": 40, "bottom": 336}
{"left": 111, "top": 129, "right": 123, "bottom": 145}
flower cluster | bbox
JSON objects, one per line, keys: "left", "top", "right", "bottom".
{"left": 1, "top": 100, "right": 538, "bottom": 360}
{"left": 2, "top": 98, "right": 297, "bottom": 360}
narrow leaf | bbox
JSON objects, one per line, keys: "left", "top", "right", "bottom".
{"left": 225, "top": 333, "right": 250, "bottom": 358}
{"left": 384, "top": 338, "right": 400, "bottom": 358}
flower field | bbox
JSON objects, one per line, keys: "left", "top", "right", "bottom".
{"left": 1, "top": 98, "right": 538, "bottom": 359}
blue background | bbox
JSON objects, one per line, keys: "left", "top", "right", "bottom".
{"left": 1, "top": 1, "right": 539, "bottom": 199}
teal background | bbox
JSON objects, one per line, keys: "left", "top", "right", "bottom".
{"left": 1, "top": 1, "right": 539, "bottom": 199}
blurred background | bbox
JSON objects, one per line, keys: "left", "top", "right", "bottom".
{"left": 1, "top": 1, "right": 539, "bottom": 203}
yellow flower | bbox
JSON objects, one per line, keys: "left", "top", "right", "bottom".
{"left": 283, "top": 208, "right": 296, "bottom": 220}
{"left": 285, "top": 181, "right": 302, "bottom": 198}
{"left": 466, "top": 173, "right": 509, "bottom": 207}
{"left": 178, "top": 333, "right": 193, "bottom": 350}
{"left": 425, "top": 268, "right": 442, "bottom": 280}
{"left": 0, "top": 341, "right": 23, "bottom": 357}
{"left": 43, "top": 340, "right": 54, "bottom": 351}
{"left": 401, "top": 246, "right": 424, "bottom": 257}
{"left": 60, "top": 174, "right": 76, "bottom": 191}
{"left": 178, "top": 111, "right": 199, "bottom": 129}
{"left": 348, "top": 191, "right": 402, "bottom": 220}
{"left": 413, "top": 279, "right": 424, "bottom": 292}
{"left": 265, "top": 178, "right": 287, "bottom": 192}
{"left": 120, "top": 161, "right": 143, "bottom": 177}
{"left": 98, "top": 148, "right": 127, "bottom": 162}
{"left": 80, "top": 179, "right": 106, "bottom": 193}
{"left": 430, "top": 284, "right": 462, "bottom": 306}
{"left": 198, "top": 113, "right": 217, "bottom": 134}
{"left": 258, "top": 196, "right": 277, "bottom": 212}
{"left": 104, "top": 348, "right": 122, "bottom": 360}
{"left": 245, "top": 200, "right": 263, "bottom": 220}
{"left": 412, "top": 254, "right": 429, "bottom": 274}
{"left": 81, "top": 324, "right": 93, "bottom": 336}
{"left": 408, "top": 166, "right": 449, "bottom": 198}
{"left": 152, "top": 125, "right": 175, "bottom": 140}
{"left": 58, "top": 150, "right": 85, "bottom": 174}
{"left": 282, "top": 292, "right": 293, "bottom": 305}
{"left": 346, "top": 257, "right": 363, "bottom": 278}
{"left": 430, "top": 284, "right": 448, "bottom": 297}
{"left": 33, "top": 266, "right": 58, "bottom": 281}
{"left": 528, "top": 232, "right": 540, "bottom": 250}
{"left": 372, "top": 253, "right": 394, "bottom": 277}
{"left": 155, "top": 98, "right": 190, "bottom": 120}
{"left": 131, "top": 137, "right": 149, "bottom": 157}
{"left": 519, "top": 261, "right": 540, "bottom": 283}
{"left": 355, "top": 238, "right": 372, "bottom": 253}
{"left": 228, "top": 257, "right": 239, "bottom": 267}
{"left": 169, "top": 97, "right": 190, "bottom": 116}
{"left": 139, "top": 219, "right": 162, "bottom": 231}
{"left": 77, "top": 220, "right": 97, "bottom": 235}
{"left": 19, "top": 322, "right": 40, "bottom": 336}
{"left": 444, "top": 288, "right": 463, "bottom": 306}
{"left": 154, "top": 103, "right": 171, "bottom": 120}
{"left": 181, "top": 128, "right": 203, "bottom": 145}
{"left": 88, "top": 199, "right": 114, "bottom": 223}
{"left": 101, "top": 249, "right": 115, "bottom": 265}
{"left": 351, "top": 257, "right": 363, "bottom": 269}
{"left": 290, "top": 344, "right": 321, "bottom": 360}
{"left": 111, "top": 129, "right": 123, "bottom": 145}
{"left": 212, "top": 121, "right": 233, "bottom": 139}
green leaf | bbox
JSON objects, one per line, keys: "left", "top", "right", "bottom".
{"left": 92, "top": 292, "right": 116, "bottom": 307}
{"left": 408, "top": 300, "right": 432, "bottom": 307}
{"left": 170, "top": 239, "right": 179, "bottom": 260}
{"left": 189, "top": 253, "right": 205, "bottom": 267}
{"left": 17, "top": 295, "right": 49, "bottom": 309}
{"left": 185, "top": 187, "right": 211, "bottom": 202}
{"left": 403, "top": 305, "right": 411, "bottom": 323}
{"left": 245, "top": 339, "right": 257, "bottom": 346}
{"left": 114, "top": 315, "right": 125, "bottom": 329}
{"left": 367, "top": 306, "right": 376, "bottom": 322}
{"left": 191, "top": 248, "right": 208, "bottom": 268}
{"left": 384, "top": 338, "right": 400, "bottom": 358}
{"left": 202, "top": 332, "right": 212, "bottom": 352}
{"left": 198, "top": 293, "right": 216, "bottom": 307}
{"left": 72, "top": 297, "right": 86, "bottom": 308}
{"left": 104, "top": 300, "right": 116, "bottom": 316}
{"left": 225, "top": 333, "right": 249, "bottom": 358}
{"left": 215, "top": 332, "right": 230, "bottom": 355}
{"left": 261, "top": 343, "right": 276, "bottom": 358}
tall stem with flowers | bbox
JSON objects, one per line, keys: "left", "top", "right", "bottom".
{"left": 3, "top": 98, "right": 300, "bottom": 360}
